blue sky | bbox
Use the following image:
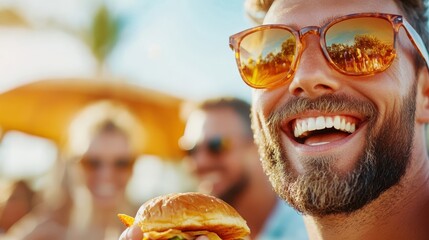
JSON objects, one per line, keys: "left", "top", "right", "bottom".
{"left": 108, "top": 0, "right": 254, "bottom": 101}
{"left": 0, "top": 0, "right": 254, "bottom": 101}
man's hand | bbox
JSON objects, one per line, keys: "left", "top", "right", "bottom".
{"left": 119, "top": 225, "right": 142, "bottom": 240}
{"left": 118, "top": 225, "right": 209, "bottom": 240}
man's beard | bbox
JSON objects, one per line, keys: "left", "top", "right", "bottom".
{"left": 252, "top": 91, "right": 416, "bottom": 216}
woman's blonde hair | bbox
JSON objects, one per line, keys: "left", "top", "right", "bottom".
{"left": 65, "top": 100, "right": 144, "bottom": 159}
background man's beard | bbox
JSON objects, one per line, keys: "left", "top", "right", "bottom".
{"left": 217, "top": 173, "right": 250, "bottom": 205}
{"left": 253, "top": 92, "right": 416, "bottom": 216}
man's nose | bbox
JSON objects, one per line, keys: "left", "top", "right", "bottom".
{"left": 288, "top": 35, "right": 341, "bottom": 98}
{"left": 192, "top": 149, "right": 217, "bottom": 172}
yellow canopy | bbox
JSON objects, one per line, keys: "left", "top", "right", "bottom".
{"left": 0, "top": 78, "right": 187, "bottom": 159}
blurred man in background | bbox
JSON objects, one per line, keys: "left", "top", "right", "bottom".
{"left": 179, "top": 97, "right": 307, "bottom": 239}
{"left": 120, "top": 97, "right": 307, "bottom": 240}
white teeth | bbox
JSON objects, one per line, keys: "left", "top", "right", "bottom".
{"left": 334, "top": 116, "right": 341, "bottom": 129}
{"left": 345, "top": 122, "right": 351, "bottom": 132}
{"left": 341, "top": 118, "right": 346, "bottom": 130}
{"left": 325, "top": 117, "right": 334, "bottom": 128}
{"left": 302, "top": 121, "right": 308, "bottom": 132}
{"left": 316, "top": 116, "right": 325, "bottom": 130}
{"left": 308, "top": 118, "right": 316, "bottom": 131}
{"left": 294, "top": 126, "right": 299, "bottom": 137}
{"left": 293, "top": 115, "right": 357, "bottom": 139}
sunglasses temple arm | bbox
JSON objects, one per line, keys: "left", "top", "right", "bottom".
{"left": 402, "top": 20, "right": 429, "bottom": 70}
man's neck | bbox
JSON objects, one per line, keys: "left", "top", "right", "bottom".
{"left": 304, "top": 152, "right": 429, "bottom": 240}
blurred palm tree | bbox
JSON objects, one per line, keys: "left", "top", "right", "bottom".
{"left": 0, "top": 3, "right": 121, "bottom": 77}
{"left": 84, "top": 4, "right": 120, "bottom": 76}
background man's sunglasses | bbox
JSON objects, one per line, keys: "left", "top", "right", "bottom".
{"left": 229, "top": 13, "right": 429, "bottom": 89}
{"left": 186, "top": 137, "right": 231, "bottom": 156}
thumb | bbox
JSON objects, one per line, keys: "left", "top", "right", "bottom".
{"left": 119, "top": 225, "right": 143, "bottom": 240}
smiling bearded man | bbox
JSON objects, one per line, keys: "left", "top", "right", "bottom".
{"left": 254, "top": 90, "right": 416, "bottom": 216}
{"left": 119, "top": 0, "right": 429, "bottom": 239}
{"left": 229, "top": 0, "right": 429, "bottom": 239}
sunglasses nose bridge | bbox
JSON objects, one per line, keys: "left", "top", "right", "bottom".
{"left": 299, "top": 26, "right": 321, "bottom": 39}
{"left": 298, "top": 26, "right": 323, "bottom": 57}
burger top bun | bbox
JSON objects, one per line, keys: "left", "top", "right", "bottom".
{"left": 121, "top": 192, "right": 250, "bottom": 240}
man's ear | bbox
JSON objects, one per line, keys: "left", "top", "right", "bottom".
{"left": 416, "top": 67, "right": 429, "bottom": 124}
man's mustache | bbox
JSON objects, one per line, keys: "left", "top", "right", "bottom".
{"left": 267, "top": 94, "right": 378, "bottom": 126}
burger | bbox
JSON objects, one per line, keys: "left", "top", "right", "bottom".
{"left": 118, "top": 192, "right": 250, "bottom": 240}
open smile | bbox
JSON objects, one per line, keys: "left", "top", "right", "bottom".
{"left": 283, "top": 113, "right": 365, "bottom": 146}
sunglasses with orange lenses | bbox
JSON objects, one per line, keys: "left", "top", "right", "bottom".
{"left": 229, "top": 13, "right": 429, "bottom": 89}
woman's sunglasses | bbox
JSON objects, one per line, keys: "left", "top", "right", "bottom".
{"left": 229, "top": 13, "right": 429, "bottom": 89}
{"left": 80, "top": 156, "right": 135, "bottom": 171}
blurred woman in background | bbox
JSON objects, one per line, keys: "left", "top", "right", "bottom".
{"left": 65, "top": 100, "right": 143, "bottom": 239}
{"left": 8, "top": 100, "right": 144, "bottom": 240}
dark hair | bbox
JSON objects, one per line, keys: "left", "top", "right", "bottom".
{"left": 245, "top": 0, "right": 429, "bottom": 68}
{"left": 198, "top": 97, "right": 253, "bottom": 138}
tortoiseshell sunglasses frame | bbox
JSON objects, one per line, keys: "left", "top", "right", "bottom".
{"left": 229, "top": 13, "right": 429, "bottom": 89}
